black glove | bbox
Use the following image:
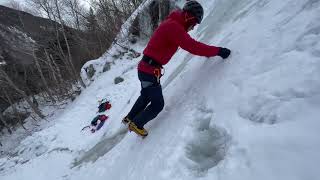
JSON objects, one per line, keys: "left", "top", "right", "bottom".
{"left": 218, "top": 47, "right": 231, "bottom": 59}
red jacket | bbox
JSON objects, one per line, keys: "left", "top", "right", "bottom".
{"left": 138, "top": 10, "right": 221, "bottom": 75}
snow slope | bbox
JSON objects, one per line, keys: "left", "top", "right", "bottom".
{"left": 1, "top": 0, "right": 320, "bottom": 179}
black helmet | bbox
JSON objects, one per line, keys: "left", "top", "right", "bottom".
{"left": 183, "top": 0, "right": 204, "bottom": 24}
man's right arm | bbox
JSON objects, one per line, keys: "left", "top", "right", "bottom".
{"left": 171, "top": 23, "right": 230, "bottom": 59}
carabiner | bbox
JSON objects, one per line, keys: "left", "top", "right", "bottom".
{"left": 154, "top": 68, "right": 161, "bottom": 83}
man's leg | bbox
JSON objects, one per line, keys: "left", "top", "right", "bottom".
{"left": 127, "top": 91, "right": 150, "bottom": 120}
{"left": 133, "top": 85, "right": 164, "bottom": 128}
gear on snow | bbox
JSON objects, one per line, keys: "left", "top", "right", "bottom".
{"left": 81, "top": 99, "right": 112, "bottom": 133}
{"left": 98, "top": 99, "right": 112, "bottom": 113}
{"left": 82, "top": 114, "right": 109, "bottom": 133}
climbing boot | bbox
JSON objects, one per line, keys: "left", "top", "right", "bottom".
{"left": 122, "top": 116, "right": 131, "bottom": 124}
{"left": 128, "top": 121, "right": 148, "bottom": 137}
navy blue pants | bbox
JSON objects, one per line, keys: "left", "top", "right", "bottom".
{"left": 127, "top": 71, "right": 164, "bottom": 128}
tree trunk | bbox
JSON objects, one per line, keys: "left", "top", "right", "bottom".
{"left": 48, "top": 52, "right": 64, "bottom": 85}
{"left": 44, "top": 49, "right": 59, "bottom": 86}
{"left": 54, "top": 0, "right": 86, "bottom": 88}
{"left": 33, "top": 50, "right": 56, "bottom": 103}
{"left": 159, "top": 0, "right": 170, "bottom": 23}
{"left": 46, "top": 50, "right": 70, "bottom": 99}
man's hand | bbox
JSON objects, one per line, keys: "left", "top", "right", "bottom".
{"left": 218, "top": 47, "right": 231, "bottom": 59}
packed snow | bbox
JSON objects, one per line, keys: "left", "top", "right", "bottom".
{"left": 1, "top": 0, "right": 320, "bottom": 180}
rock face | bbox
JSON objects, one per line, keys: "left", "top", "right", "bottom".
{"left": 0, "top": 6, "right": 38, "bottom": 66}
{"left": 0, "top": 5, "right": 90, "bottom": 67}
{"left": 129, "top": 0, "right": 178, "bottom": 39}
{"left": 0, "top": 5, "right": 92, "bottom": 112}
{"left": 114, "top": 77, "right": 124, "bottom": 84}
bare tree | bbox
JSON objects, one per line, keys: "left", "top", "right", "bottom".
{"left": 131, "top": 0, "right": 144, "bottom": 9}
{"left": 54, "top": 0, "right": 86, "bottom": 88}
{"left": 0, "top": 109, "right": 12, "bottom": 134}
{"left": 29, "top": 0, "right": 87, "bottom": 89}
{"left": 6, "top": 0, "right": 23, "bottom": 11}
{"left": 0, "top": 68, "right": 45, "bottom": 119}
{"left": 159, "top": 0, "right": 170, "bottom": 22}
{"left": 32, "top": 50, "right": 56, "bottom": 103}
{"left": 28, "top": 0, "right": 54, "bottom": 19}
{"left": 64, "top": 0, "right": 85, "bottom": 30}
{"left": 3, "top": 90, "right": 28, "bottom": 130}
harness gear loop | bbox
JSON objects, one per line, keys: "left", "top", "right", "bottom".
{"left": 154, "top": 68, "right": 162, "bottom": 83}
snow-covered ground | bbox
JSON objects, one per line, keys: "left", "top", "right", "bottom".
{"left": 1, "top": 0, "right": 320, "bottom": 179}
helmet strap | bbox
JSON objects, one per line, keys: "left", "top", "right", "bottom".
{"left": 184, "top": 12, "right": 196, "bottom": 23}
{"left": 184, "top": 12, "right": 197, "bottom": 31}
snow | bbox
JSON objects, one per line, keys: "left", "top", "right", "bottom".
{"left": 1, "top": 0, "right": 320, "bottom": 180}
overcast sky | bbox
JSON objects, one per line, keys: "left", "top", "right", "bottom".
{"left": 0, "top": 0, "right": 28, "bottom": 5}
{"left": 0, "top": 0, "right": 90, "bottom": 8}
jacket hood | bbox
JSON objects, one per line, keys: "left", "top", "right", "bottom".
{"left": 167, "top": 10, "right": 188, "bottom": 31}
{"left": 167, "top": 10, "right": 198, "bottom": 31}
